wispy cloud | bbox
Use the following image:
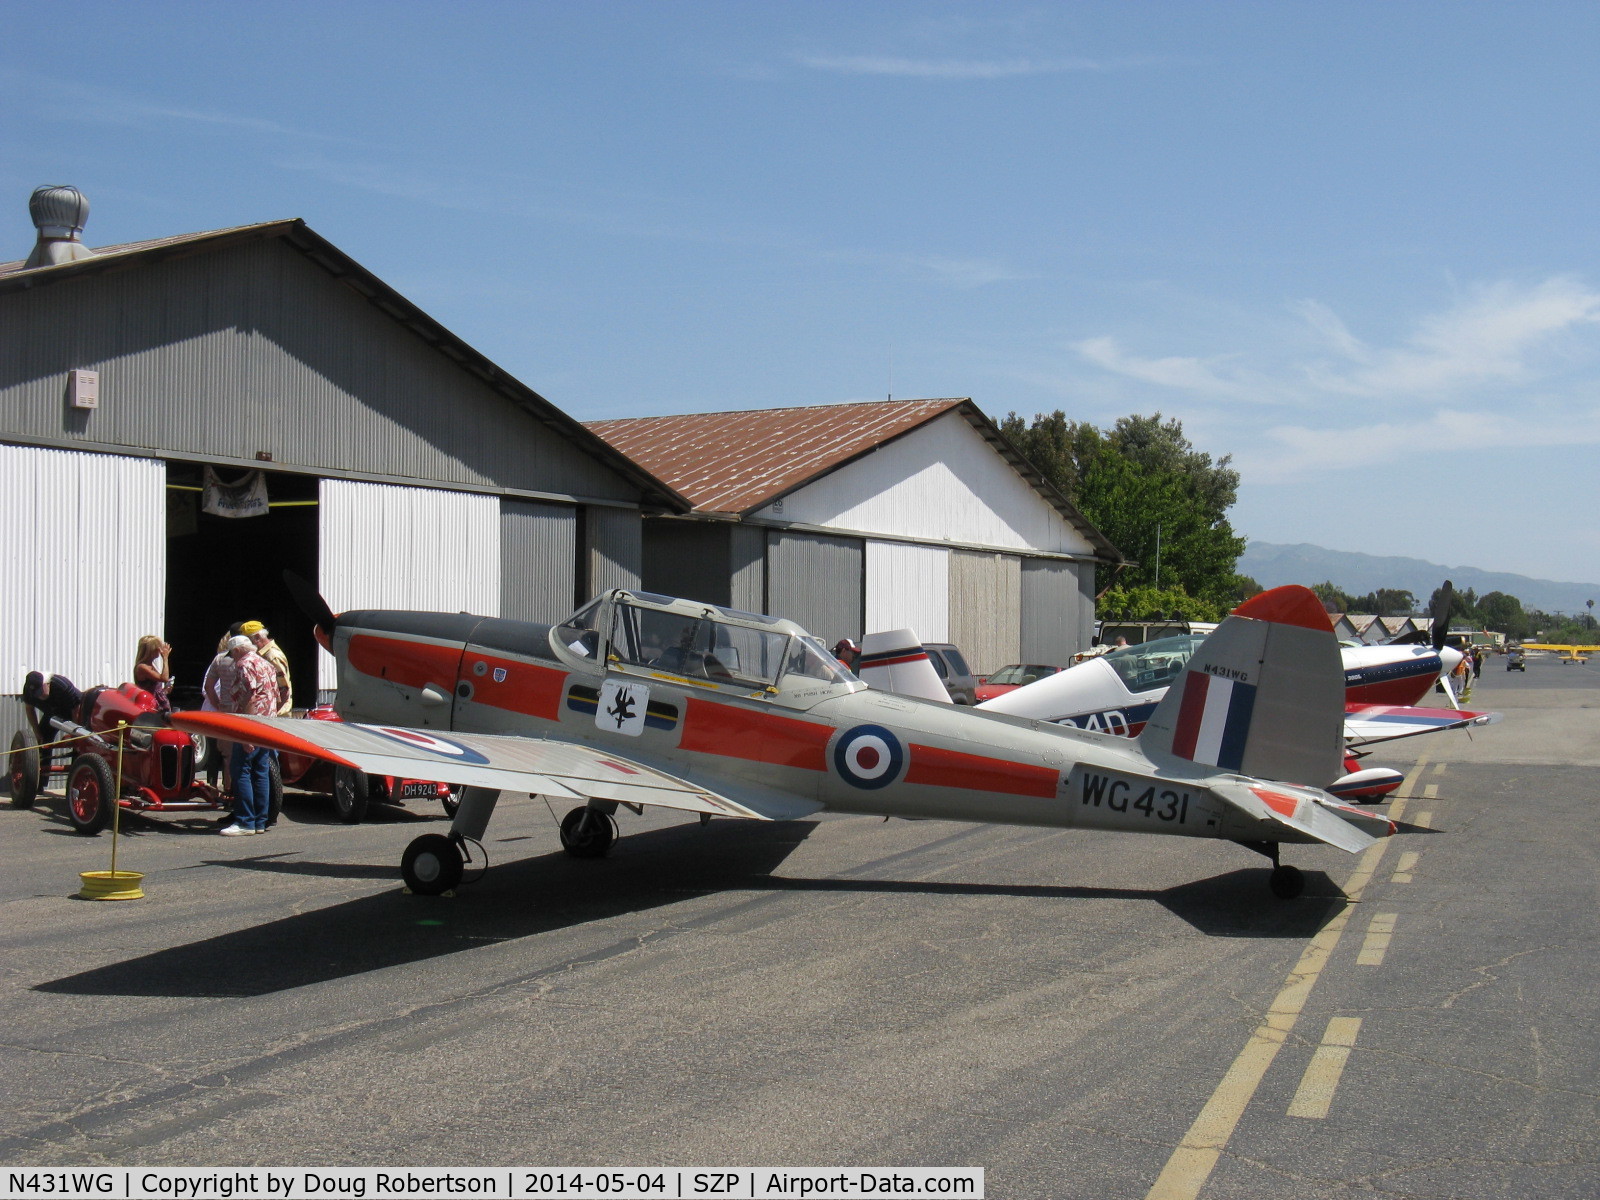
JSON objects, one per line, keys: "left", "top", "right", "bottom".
{"left": 1301, "top": 277, "right": 1600, "bottom": 397}
{"left": 2, "top": 69, "right": 349, "bottom": 144}
{"left": 796, "top": 54, "right": 1149, "bottom": 79}
{"left": 1065, "top": 276, "right": 1600, "bottom": 483}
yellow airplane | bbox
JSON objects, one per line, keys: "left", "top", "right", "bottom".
{"left": 1521, "top": 643, "right": 1600, "bottom": 665}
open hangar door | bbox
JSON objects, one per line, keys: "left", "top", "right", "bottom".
{"left": 164, "top": 464, "right": 319, "bottom": 711}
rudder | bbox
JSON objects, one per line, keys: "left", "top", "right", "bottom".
{"left": 1138, "top": 586, "right": 1344, "bottom": 787}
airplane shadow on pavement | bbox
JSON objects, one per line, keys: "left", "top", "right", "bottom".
{"left": 35, "top": 820, "right": 1347, "bottom": 999}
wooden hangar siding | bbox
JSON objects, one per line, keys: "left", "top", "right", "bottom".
{"left": 591, "top": 401, "right": 1121, "bottom": 674}
{"left": 0, "top": 218, "right": 677, "bottom": 719}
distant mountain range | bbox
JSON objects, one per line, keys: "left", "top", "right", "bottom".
{"left": 1239, "top": 542, "right": 1600, "bottom": 616}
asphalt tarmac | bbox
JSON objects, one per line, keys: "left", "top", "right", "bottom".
{"left": 1, "top": 657, "right": 1595, "bottom": 1198}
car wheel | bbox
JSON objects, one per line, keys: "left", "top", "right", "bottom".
{"left": 67, "top": 754, "right": 117, "bottom": 835}
{"left": 9, "top": 729, "right": 40, "bottom": 809}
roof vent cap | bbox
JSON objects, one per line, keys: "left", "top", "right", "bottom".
{"left": 25, "top": 184, "right": 96, "bottom": 269}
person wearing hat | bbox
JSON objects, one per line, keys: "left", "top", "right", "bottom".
{"left": 213, "top": 634, "right": 279, "bottom": 836}
{"left": 240, "top": 620, "right": 292, "bottom": 716}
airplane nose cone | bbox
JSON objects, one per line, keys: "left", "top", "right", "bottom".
{"left": 1437, "top": 646, "right": 1464, "bottom": 674}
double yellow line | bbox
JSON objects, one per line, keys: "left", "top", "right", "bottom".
{"left": 1145, "top": 756, "right": 1431, "bottom": 1200}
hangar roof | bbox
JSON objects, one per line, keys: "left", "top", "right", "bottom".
{"left": 588, "top": 398, "right": 1121, "bottom": 562}
{"left": 0, "top": 220, "right": 689, "bottom": 512}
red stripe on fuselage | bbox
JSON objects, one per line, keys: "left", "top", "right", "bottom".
{"left": 461, "top": 652, "right": 566, "bottom": 721}
{"left": 679, "top": 698, "right": 832, "bottom": 770}
{"left": 348, "top": 634, "right": 461, "bottom": 691}
{"left": 905, "top": 744, "right": 1059, "bottom": 798}
{"left": 1344, "top": 678, "right": 1437, "bottom": 707}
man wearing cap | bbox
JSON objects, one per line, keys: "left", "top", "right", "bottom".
{"left": 239, "top": 620, "right": 292, "bottom": 716}
{"left": 214, "top": 635, "right": 279, "bottom": 835}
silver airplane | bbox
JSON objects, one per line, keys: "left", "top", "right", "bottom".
{"left": 172, "top": 584, "right": 1393, "bottom": 900}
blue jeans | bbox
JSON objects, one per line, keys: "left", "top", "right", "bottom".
{"left": 229, "top": 744, "right": 275, "bottom": 830}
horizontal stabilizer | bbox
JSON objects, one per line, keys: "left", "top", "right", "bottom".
{"left": 1212, "top": 779, "right": 1389, "bottom": 853}
{"left": 1344, "top": 704, "right": 1501, "bottom": 747}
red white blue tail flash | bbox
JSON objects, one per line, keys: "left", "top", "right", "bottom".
{"left": 1171, "top": 671, "right": 1257, "bottom": 771}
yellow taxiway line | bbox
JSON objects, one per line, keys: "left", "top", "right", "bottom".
{"left": 1144, "top": 755, "right": 1429, "bottom": 1200}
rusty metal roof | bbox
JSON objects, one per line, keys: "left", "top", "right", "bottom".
{"left": 588, "top": 399, "right": 1122, "bottom": 561}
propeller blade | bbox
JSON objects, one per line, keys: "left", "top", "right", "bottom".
{"left": 283, "top": 570, "right": 337, "bottom": 638}
{"left": 1430, "top": 580, "right": 1454, "bottom": 653}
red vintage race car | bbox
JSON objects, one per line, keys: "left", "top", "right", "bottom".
{"left": 277, "top": 705, "right": 460, "bottom": 824}
{"left": 8, "top": 681, "right": 238, "bottom": 834}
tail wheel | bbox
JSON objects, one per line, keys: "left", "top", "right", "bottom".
{"left": 560, "top": 806, "right": 617, "bottom": 858}
{"left": 402, "top": 833, "right": 464, "bottom": 895}
{"left": 67, "top": 754, "right": 117, "bottom": 835}
{"left": 9, "top": 729, "right": 40, "bottom": 809}
{"left": 332, "top": 765, "right": 369, "bottom": 824}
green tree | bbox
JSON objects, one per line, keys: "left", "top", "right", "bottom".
{"left": 1477, "top": 591, "right": 1529, "bottom": 639}
{"left": 1310, "top": 581, "right": 1355, "bottom": 613}
{"left": 1000, "top": 410, "right": 1245, "bottom": 605}
{"left": 1349, "top": 588, "right": 1417, "bottom": 616}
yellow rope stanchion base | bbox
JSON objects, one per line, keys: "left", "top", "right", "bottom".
{"left": 78, "top": 870, "right": 145, "bottom": 901}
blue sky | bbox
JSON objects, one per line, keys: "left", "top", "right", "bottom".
{"left": 4, "top": 1, "right": 1598, "bottom": 584}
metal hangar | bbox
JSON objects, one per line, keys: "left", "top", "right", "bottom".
{"left": 588, "top": 399, "right": 1123, "bottom": 673}
{"left": 0, "top": 186, "right": 684, "bottom": 729}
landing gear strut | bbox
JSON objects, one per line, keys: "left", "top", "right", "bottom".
{"left": 560, "top": 805, "right": 617, "bottom": 858}
{"left": 1237, "top": 840, "right": 1306, "bottom": 899}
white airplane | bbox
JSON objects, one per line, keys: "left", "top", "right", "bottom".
{"left": 166, "top": 584, "right": 1392, "bottom": 900}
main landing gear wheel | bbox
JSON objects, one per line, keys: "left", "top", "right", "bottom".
{"left": 560, "top": 806, "right": 617, "bottom": 858}
{"left": 402, "top": 833, "right": 464, "bottom": 895}
{"left": 1270, "top": 864, "right": 1306, "bottom": 900}
{"left": 332, "top": 765, "right": 369, "bottom": 824}
{"left": 9, "top": 729, "right": 40, "bottom": 809}
{"left": 67, "top": 753, "right": 117, "bottom": 836}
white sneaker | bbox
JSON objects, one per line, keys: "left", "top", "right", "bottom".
{"left": 218, "top": 824, "right": 252, "bottom": 836}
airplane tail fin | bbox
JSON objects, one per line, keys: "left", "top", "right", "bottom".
{"left": 1138, "top": 586, "right": 1344, "bottom": 787}
{"left": 857, "top": 629, "right": 953, "bottom": 703}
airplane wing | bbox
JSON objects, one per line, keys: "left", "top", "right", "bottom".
{"left": 168, "top": 711, "right": 821, "bottom": 822}
{"left": 1343, "top": 703, "right": 1502, "bottom": 747}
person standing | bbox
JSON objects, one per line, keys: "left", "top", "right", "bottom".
{"left": 133, "top": 636, "right": 173, "bottom": 713}
{"left": 215, "top": 635, "right": 279, "bottom": 836}
{"left": 239, "top": 620, "right": 292, "bottom": 715}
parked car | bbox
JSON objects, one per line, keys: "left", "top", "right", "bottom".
{"left": 975, "top": 663, "right": 1064, "bottom": 704}
{"left": 922, "top": 642, "right": 977, "bottom": 704}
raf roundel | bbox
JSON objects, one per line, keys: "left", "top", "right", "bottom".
{"left": 355, "top": 724, "right": 490, "bottom": 765}
{"left": 832, "top": 724, "right": 905, "bottom": 790}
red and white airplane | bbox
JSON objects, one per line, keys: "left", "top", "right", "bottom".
{"left": 167, "top": 584, "right": 1391, "bottom": 901}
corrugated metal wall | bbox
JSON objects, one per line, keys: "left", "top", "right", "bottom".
{"left": 729, "top": 524, "right": 766, "bottom": 615}
{"left": 1020, "top": 559, "right": 1092, "bottom": 666}
{"left": 865, "top": 541, "right": 950, "bottom": 642}
{"left": 0, "top": 445, "right": 164, "bottom": 692}
{"left": 501, "top": 499, "right": 578, "bottom": 623}
{"left": 640, "top": 521, "right": 730, "bottom": 607}
{"left": 765, "top": 530, "right": 863, "bottom": 646}
{"left": 948, "top": 550, "right": 1021, "bottom": 676}
{"left": 0, "top": 241, "right": 639, "bottom": 503}
{"left": 318, "top": 479, "right": 500, "bottom": 689}
{"left": 585, "top": 506, "right": 642, "bottom": 597}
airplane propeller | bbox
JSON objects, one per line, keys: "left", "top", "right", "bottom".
{"left": 283, "top": 570, "right": 338, "bottom": 644}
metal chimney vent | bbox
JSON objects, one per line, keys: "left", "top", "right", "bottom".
{"left": 24, "top": 184, "right": 97, "bottom": 269}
